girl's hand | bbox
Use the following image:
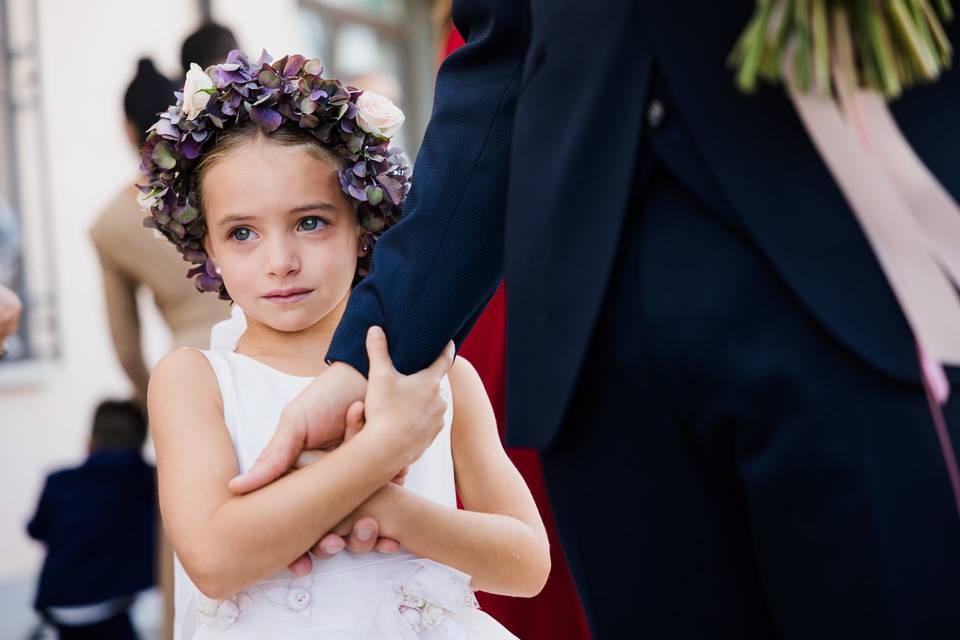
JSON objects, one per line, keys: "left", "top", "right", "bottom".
{"left": 229, "top": 361, "right": 367, "bottom": 494}
{"left": 316, "top": 483, "right": 404, "bottom": 557}
{"left": 289, "top": 400, "right": 403, "bottom": 568}
{"left": 230, "top": 326, "right": 452, "bottom": 495}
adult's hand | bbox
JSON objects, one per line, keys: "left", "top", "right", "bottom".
{"left": 306, "top": 400, "right": 404, "bottom": 559}
{"left": 231, "top": 326, "right": 453, "bottom": 496}
{"left": 290, "top": 400, "right": 402, "bottom": 564}
{"left": 0, "top": 284, "right": 21, "bottom": 349}
{"left": 310, "top": 328, "right": 453, "bottom": 558}
{"left": 228, "top": 359, "right": 367, "bottom": 495}
{"left": 358, "top": 326, "right": 454, "bottom": 466}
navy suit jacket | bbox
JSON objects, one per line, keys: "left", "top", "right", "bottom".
{"left": 327, "top": 0, "right": 960, "bottom": 449}
{"left": 27, "top": 450, "right": 156, "bottom": 609}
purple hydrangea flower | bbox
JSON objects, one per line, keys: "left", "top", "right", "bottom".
{"left": 137, "top": 49, "right": 410, "bottom": 299}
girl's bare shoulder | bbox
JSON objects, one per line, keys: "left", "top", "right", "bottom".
{"left": 148, "top": 348, "right": 221, "bottom": 417}
{"left": 446, "top": 355, "right": 496, "bottom": 435}
{"left": 448, "top": 354, "right": 479, "bottom": 386}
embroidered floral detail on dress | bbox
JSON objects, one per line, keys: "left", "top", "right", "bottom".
{"left": 256, "top": 573, "right": 313, "bottom": 619}
{"left": 393, "top": 559, "right": 479, "bottom": 638}
{"left": 285, "top": 586, "right": 311, "bottom": 611}
{"left": 215, "top": 598, "right": 240, "bottom": 629}
{"left": 198, "top": 573, "right": 314, "bottom": 630}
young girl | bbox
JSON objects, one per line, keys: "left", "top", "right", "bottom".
{"left": 142, "top": 51, "right": 550, "bottom": 638}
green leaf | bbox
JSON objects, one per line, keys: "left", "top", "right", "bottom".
{"left": 174, "top": 206, "right": 200, "bottom": 224}
{"left": 362, "top": 213, "right": 385, "bottom": 233}
{"left": 151, "top": 141, "right": 176, "bottom": 170}
{"left": 365, "top": 186, "right": 384, "bottom": 206}
{"left": 811, "top": 0, "right": 830, "bottom": 94}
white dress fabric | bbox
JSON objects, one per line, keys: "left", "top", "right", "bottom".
{"left": 173, "top": 347, "right": 517, "bottom": 639}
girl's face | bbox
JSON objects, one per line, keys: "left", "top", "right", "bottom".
{"left": 201, "top": 137, "right": 364, "bottom": 333}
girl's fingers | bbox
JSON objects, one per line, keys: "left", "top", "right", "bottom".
{"left": 375, "top": 538, "right": 400, "bottom": 554}
{"left": 345, "top": 516, "right": 378, "bottom": 553}
{"left": 344, "top": 400, "right": 366, "bottom": 441}
{"left": 391, "top": 466, "right": 408, "bottom": 485}
{"left": 310, "top": 533, "right": 346, "bottom": 558}
{"left": 294, "top": 449, "right": 326, "bottom": 469}
{"left": 287, "top": 552, "right": 313, "bottom": 575}
{"left": 229, "top": 423, "right": 303, "bottom": 494}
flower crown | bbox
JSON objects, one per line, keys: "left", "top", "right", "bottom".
{"left": 137, "top": 49, "right": 411, "bottom": 298}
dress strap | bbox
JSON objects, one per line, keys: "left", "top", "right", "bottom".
{"left": 192, "top": 349, "right": 240, "bottom": 444}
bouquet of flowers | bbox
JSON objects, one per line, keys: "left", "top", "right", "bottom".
{"left": 729, "top": 0, "right": 954, "bottom": 98}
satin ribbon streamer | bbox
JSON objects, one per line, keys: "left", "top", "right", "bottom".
{"left": 789, "top": 70, "right": 960, "bottom": 518}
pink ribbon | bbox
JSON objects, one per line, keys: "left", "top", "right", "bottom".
{"left": 789, "top": 71, "right": 960, "bottom": 518}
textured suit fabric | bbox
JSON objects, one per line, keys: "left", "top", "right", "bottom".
{"left": 441, "top": 28, "right": 590, "bottom": 639}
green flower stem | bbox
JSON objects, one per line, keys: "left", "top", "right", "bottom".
{"left": 921, "top": 0, "right": 954, "bottom": 55}
{"left": 729, "top": 0, "right": 954, "bottom": 100}
{"left": 890, "top": 0, "right": 939, "bottom": 77}
{"left": 812, "top": 0, "right": 832, "bottom": 94}
{"left": 731, "top": 0, "right": 774, "bottom": 92}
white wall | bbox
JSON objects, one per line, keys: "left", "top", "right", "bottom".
{"left": 0, "top": 0, "right": 310, "bottom": 582}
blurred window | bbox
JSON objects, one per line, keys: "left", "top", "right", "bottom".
{"left": 0, "top": 0, "right": 60, "bottom": 376}
{"left": 297, "top": 0, "right": 435, "bottom": 157}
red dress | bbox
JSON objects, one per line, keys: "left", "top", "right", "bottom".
{"left": 445, "top": 29, "right": 592, "bottom": 640}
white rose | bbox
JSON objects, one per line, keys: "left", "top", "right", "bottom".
{"left": 355, "top": 91, "right": 405, "bottom": 138}
{"left": 183, "top": 63, "right": 215, "bottom": 121}
{"left": 136, "top": 190, "right": 158, "bottom": 212}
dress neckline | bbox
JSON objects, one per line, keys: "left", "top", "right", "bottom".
{"left": 226, "top": 350, "right": 318, "bottom": 381}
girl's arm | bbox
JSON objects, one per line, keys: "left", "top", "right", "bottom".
{"left": 352, "top": 356, "right": 551, "bottom": 597}
{"left": 149, "top": 343, "right": 446, "bottom": 599}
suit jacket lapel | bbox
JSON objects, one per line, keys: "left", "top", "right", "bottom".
{"left": 640, "top": 0, "right": 951, "bottom": 385}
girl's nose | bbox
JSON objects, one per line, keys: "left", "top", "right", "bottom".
{"left": 265, "top": 236, "right": 301, "bottom": 277}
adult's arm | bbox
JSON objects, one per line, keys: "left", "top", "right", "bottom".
{"left": 326, "top": 0, "right": 530, "bottom": 376}
{"left": 92, "top": 245, "right": 150, "bottom": 401}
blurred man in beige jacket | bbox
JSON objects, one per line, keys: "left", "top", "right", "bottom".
{"left": 90, "top": 57, "right": 228, "bottom": 402}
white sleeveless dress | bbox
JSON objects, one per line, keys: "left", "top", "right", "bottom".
{"left": 173, "top": 348, "right": 518, "bottom": 639}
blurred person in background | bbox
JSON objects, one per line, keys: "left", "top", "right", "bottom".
{"left": 0, "top": 283, "right": 21, "bottom": 357}
{"left": 179, "top": 22, "right": 238, "bottom": 78}
{"left": 27, "top": 400, "right": 156, "bottom": 640}
{"left": 92, "top": 27, "right": 237, "bottom": 636}
{"left": 0, "top": 193, "right": 25, "bottom": 359}
{"left": 89, "top": 58, "right": 229, "bottom": 405}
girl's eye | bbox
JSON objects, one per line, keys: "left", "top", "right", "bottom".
{"left": 298, "top": 216, "right": 327, "bottom": 232}
{"left": 229, "top": 227, "right": 257, "bottom": 242}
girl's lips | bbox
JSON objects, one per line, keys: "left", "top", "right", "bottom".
{"left": 263, "top": 288, "right": 313, "bottom": 305}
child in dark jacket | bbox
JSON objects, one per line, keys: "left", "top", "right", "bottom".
{"left": 27, "top": 400, "right": 156, "bottom": 639}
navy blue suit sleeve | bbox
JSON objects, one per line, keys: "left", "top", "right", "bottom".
{"left": 325, "top": 0, "right": 529, "bottom": 376}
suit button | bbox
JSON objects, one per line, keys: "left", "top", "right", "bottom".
{"left": 646, "top": 98, "right": 666, "bottom": 130}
